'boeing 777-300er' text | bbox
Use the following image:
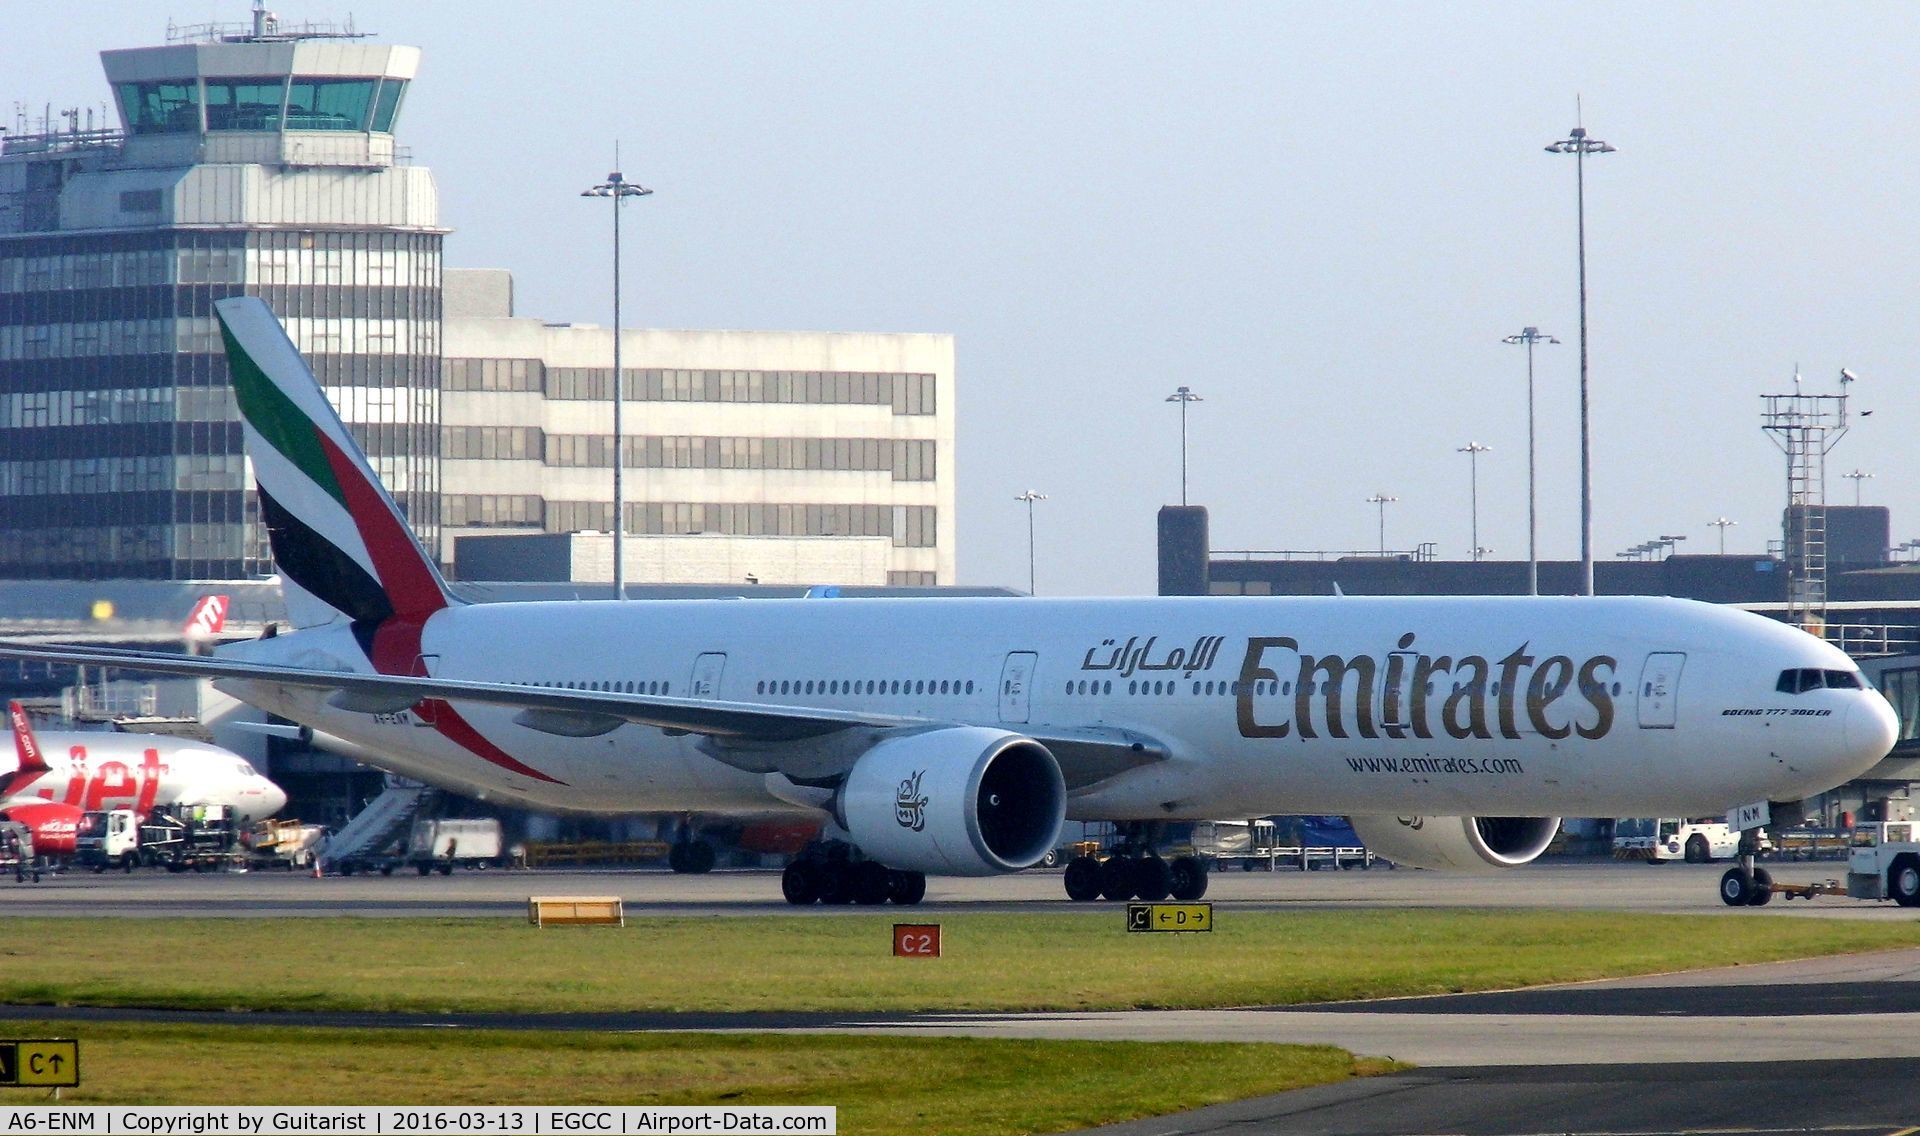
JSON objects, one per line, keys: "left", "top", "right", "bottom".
{"left": 0, "top": 299, "right": 1896, "bottom": 906}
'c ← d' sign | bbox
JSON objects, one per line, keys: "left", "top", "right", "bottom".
{"left": 1127, "top": 903, "right": 1212, "bottom": 933}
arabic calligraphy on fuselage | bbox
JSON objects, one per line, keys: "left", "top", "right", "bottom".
{"left": 1079, "top": 636, "right": 1227, "bottom": 679}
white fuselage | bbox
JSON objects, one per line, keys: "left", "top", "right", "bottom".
{"left": 8, "top": 732, "right": 288, "bottom": 822}
{"left": 217, "top": 594, "right": 1895, "bottom": 821}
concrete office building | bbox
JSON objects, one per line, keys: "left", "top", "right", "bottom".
{"left": 440, "top": 269, "right": 955, "bottom": 587}
{"left": 0, "top": 11, "right": 442, "bottom": 580}
{"left": 0, "top": 14, "right": 957, "bottom": 590}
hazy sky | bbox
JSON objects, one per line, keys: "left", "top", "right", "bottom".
{"left": 13, "top": 3, "right": 1920, "bottom": 594}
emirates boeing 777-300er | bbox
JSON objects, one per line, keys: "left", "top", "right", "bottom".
{"left": 0, "top": 299, "right": 1897, "bottom": 905}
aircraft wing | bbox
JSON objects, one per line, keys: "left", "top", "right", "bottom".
{"left": 0, "top": 641, "right": 1167, "bottom": 785}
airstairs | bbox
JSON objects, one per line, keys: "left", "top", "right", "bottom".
{"left": 321, "top": 776, "right": 435, "bottom": 865}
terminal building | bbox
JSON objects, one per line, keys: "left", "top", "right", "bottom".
{"left": 0, "top": 14, "right": 442, "bottom": 579}
{"left": 439, "top": 269, "right": 954, "bottom": 588}
{"left": 0, "top": 10, "right": 959, "bottom": 830}
{"left": 0, "top": 10, "right": 955, "bottom": 590}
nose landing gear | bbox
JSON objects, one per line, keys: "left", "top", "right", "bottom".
{"left": 1718, "top": 827, "right": 1773, "bottom": 907}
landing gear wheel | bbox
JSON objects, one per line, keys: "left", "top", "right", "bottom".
{"left": 851, "top": 861, "right": 893, "bottom": 905}
{"left": 1891, "top": 857, "right": 1920, "bottom": 907}
{"left": 1719, "top": 867, "right": 1754, "bottom": 906}
{"left": 1746, "top": 866, "right": 1773, "bottom": 906}
{"left": 671, "top": 840, "right": 717, "bottom": 874}
{"left": 781, "top": 861, "right": 820, "bottom": 905}
{"left": 1168, "top": 855, "right": 1209, "bottom": 901}
{"left": 1098, "top": 857, "right": 1137, "bottom": 901}
{"left": 887, "top": 870, "right": 927, "bottom": 905}
{"left": 1684, "top": 835, "right": 1709, "bottom": 864}
{"left": 817, "top": 863, "right": 856, "bottom": 905}
{"left": 1132, "top": 856, "right": 1173, "bottom": 902}
{"left": 1063, "top": 856, "right": 1102, "bottom": 901}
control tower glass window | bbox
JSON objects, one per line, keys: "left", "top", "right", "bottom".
{"left": 116, "top": 81, "right": 200, "bottom": 135}
{"left": 371, "top": 79, "right": 408, "bottom": 133}
{"left": 284, "top": 79, "right": 377, "bottom": 131}
{"left": 204, "top": 78, "right": 288, "bottom": 131}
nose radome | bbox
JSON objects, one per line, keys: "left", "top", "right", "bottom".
{"left": 263, "top": 782, "right": 289, "bottom": 817}
{"left": 1847, "top": 696, "right": 1900, "bottom": 768}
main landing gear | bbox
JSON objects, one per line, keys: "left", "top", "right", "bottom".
{"left": 667, "top": 838, "right": 715, "bottom": 875}
{"left": 781, "top": 841, "right": 926, "bottom": 906}
{"left": 1718, "top": 827, "right": 1773, "bottom": 907}
{"left": 1062, "top": 824, "right": 1208, "bottom": 903}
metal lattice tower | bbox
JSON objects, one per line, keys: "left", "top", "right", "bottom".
{"left": 1761, "top": 372, "right": 1850, "bottom": 631}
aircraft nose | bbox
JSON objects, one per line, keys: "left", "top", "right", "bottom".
{"left": 1846, "top": 694, "right": 1900, "bottom": 768}
{"left": 262, "top": 781, "right": 289, "bottom": 817}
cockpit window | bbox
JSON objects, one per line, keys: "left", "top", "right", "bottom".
{"left": 1778, "top": 668, "right": 1864, "bottom": 694}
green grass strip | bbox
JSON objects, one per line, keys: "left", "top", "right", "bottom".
{"left": 0, "top": 1021, "right": 1391, "bottom": 1135}
{"left": 0, "top": 910, "right": 1915, "bottom": 1014}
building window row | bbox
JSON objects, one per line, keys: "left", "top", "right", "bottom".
{"left": 0, "top": 242, "right": 434, "bottom": 294}
{"left": 117, "top": 76, "right": 408, "bottom": 136}
{"left": 517, "top": 500, "right": 938, "bottom": 547}
{"left": 535, "top": 434, "right": 937, "bottom": 481}
{"left": 443, "top": 357, "right": 541, "bottom": 392}
{"left": 0, "top": 523, "right": 173, "bottom": 566}
{"left": 441, "top": 494, "right": 543, "bottom": 528}
{"left": 887, "top": 571, "right": 937, "bottom": 587}
{"left": 442, "top": 426, "right": 542, "bottom": 461}
{"left": 537, "top": 365, "right": 937, "bottom": 414}
{"left": 0, "top": 316, "right": 436, "bottom": 361}
{"left": 0, "top": 456, "right": 176, "bottom": 496}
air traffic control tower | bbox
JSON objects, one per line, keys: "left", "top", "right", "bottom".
{"left": 0, "top": 6, "right": 442, "bottom": 580}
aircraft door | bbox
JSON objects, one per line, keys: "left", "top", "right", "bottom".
{"left": 689, "top": 653, "right": 727, "bottom": 699}
{"left": 1380, "top": 650, "right": 1421, "bottom": 737}
{"left": 1636, "top": 652, "right": 1686, "bottom": 729}
{"left": 999, "top": 652, "right": 1038, "bottom": 724}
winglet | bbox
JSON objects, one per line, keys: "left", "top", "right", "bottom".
{"left": 3, "top": 702, "right": 51, "bottom": 798}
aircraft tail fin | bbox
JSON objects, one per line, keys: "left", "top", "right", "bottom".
{"left": 3, "top": 702, "right": 51, "bottom": 798}
{"left": 213, "top": 298, "right": 457, "bottom": 629}
{"left": 183, "top": 595, "right": 230, "bottom": 640}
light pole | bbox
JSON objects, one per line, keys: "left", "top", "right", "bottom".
{"left": 1457, "top": 442, "right": 1491, "bottom": 562}
{"left": 1658, "top": 534, "right": 1687, "bottom": 559}
{"left": 581, "top": 165, "right": 653, "bottom": 600}
{"left": 1164, "top": 386, "right": 1203, "bottom": 505}
{"left": 1015, "top": 490, "right": 1047, "bottom": 595}
{"left": 1845, "top": 469, "right": 1874, "bottom": 506}
{"left": 1502, "top": 327, "right": 1559, "bottom": 594}
{"left": 1366, "top": 493, "right": 1398, "bottom": 556}
{"left": 1709, "top": 517, "right": 1737, "bottom": 555}
{"left": 1546, "top": 118, "right": 1614, "bottom": 597}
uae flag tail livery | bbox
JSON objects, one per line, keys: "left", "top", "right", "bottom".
{"left": 215, "top": 299, "right": 456, "bottom": 631}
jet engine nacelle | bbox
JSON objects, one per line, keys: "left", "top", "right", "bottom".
{"left": 838, "top": 727, "right": 1066, "bottom": 876}
{"left": 1, "top": 801, "right": 81, "bottom": 856}
{"left": 1348, "top": 814, "right": 1560, "bottom": 872}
